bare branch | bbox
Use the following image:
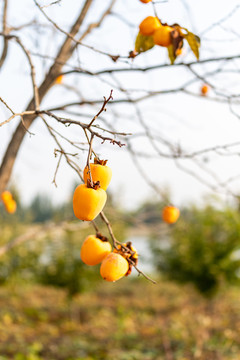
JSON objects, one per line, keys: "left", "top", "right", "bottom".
{"left": 63, "top": 55, "right": 240, "bottom": 76}
{"left": 85, "top": 133, "right": 94, "bottom": 187}
{"left": 52, "top": 150, "right": 63, "bottom": 187}
{"left": 87, "top": 90, "right": 113, "bottom": 128}
{"left": 15, "top": 37, "right": 40, "bottom": 110}
{"left": 0, "top": 0, "right": 9, "bottom": 70}
{"left": 0, "top": 221, "right": 88, "bottom": 257}
{"left": 0, "top": 0, "right": 94, "bottom": 194}
{"left": 34, "top": 0, "right": 122, "bottom": 62}
{"left": 0, "top": 96, "right": 14, "bottom": 115}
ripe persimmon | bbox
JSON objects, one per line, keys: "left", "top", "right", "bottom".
{"left": 83, "top": 158, "right": 112, "bottom": 191}
{"left": 139, "top": 16, "right": 161, "bottom": 37}
{"left": 162, "top": 205, "right": 180, "bottom": 224}
{"left": 201, "top": 84, "right": 209, "bottom": 96}
{"left": 100, "top": 252, "right": 129, "bottom": 282}
{"left": 81, "top": 234, "right": 111, "bottom": 265}
{"left": 55, "top": 74, "right": 63, "bottom": 84}
{"left": 1, "top": 191, "right": 13, "bottom": 203}
{"left": 73, "top": 183, "right": 107, "bottom": 221}
{"left": 139, "top": 0, "right": 152, "bottom": 3}
{"left": 153, "top": 25, "right": 173, "bottom": 47}
{"left": 5, "top": 199, "right": 17, "bottom": 214}
{"left": 1, "top": 191, "right": 17, "bottom": 214}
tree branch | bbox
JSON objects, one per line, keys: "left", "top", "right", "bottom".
{"left": 0, "top": 0, "right": 94, "bottom": 194}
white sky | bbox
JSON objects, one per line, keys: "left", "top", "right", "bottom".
{"left": 1, "top": 0, "right": 240, "bottom": 210}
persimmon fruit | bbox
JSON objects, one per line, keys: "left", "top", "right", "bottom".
{"left": 201, "top": 84, "right": 209, "bottom": 96}
{"left": 84, "top": 158, "right": 112, "bottom": 191}
{"left": 153, "top": 25, "right": 173, "bottom": 47}
{"left": 162, "top": 205, "right": 180, "bottom": 224}
{"left": 139, "top": 16, "right": 161, "bottom": 37}
{"left": 1, "top": 191, "right": 17, "bottom": 214}
{"left": 1, "top": 191, "right": 13, "bottom": 203}
{"left": 5, "top": 200, "right": 17, "bottom": 214}
{"left": 55, "top": 74, "right": 63, "bottom": 84}
{"left": 139, "top": 0, "right": 152, "bottom": 3}
{"left": 81, "top": 234, "right": 111, "bottom": 265}
{"left": 100, "top": 252, "right": 129, "bottom": 282}
{"left": 73, "top": 183, "right": 107, "bottom": 221}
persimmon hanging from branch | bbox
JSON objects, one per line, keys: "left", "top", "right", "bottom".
{"left": 132, "top": 15, "right": 200, "bottom": 64}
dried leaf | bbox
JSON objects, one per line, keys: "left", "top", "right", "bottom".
{"left": 169, "top": 27, "right": 184, "bottom": 64}
{"left": 135, "top": 32, "right": 154, "bottom": 53}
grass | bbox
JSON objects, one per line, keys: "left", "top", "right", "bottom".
{"left": 0, "top": 278, "right": 239, "bottom": 360}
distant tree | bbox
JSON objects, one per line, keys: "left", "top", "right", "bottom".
{"left": 152, "top": 202, "right": 240, "bottom": 296}
{"left": 29, "top": 194, "right": 54, "bottom": 223}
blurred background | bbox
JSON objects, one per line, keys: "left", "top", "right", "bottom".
{"left": 1, "top": 189, "right": 240, "bottom": 359}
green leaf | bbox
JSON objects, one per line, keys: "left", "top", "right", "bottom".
{"left": 185, "top": 31, "right": 200, "bottom": 60}
{"left": 135, "top": 32, "right": 154, "bottom": 53}
{"left": 167, "top": 45, "right": 176, "bottom": 65}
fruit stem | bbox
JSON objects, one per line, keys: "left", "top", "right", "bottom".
{"left": 86, "top": 133, "right": 94, "bottom": 187}
{"left": 91, "top": 220, "right": 99, "bottom": 232}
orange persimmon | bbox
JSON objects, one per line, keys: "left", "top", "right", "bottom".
{"left": 1, "top": 191, "right": 17, "bottom": 214}
{"left": 162, "top": 205, "right": 180, "bottom": 224}
{"left": 83, "top": 158, "right": 112, "bottom": 191}
{"left": 139, "top": 16, "right": 161, "bottom": 37}
{"left": 81, "top": 234, "right": 111, "bottom": 265}
{"left": 139, "top": 0, "right": 152, "bottom": 3}
{"left": 73, "top": 183, "right": 107, "bottom": 221}
{"left": 55, "top": 74, "right": 63, "bottom": 84}
{"left": 1, "top": 191, "right": 13, "bottom": 203}
{"left": 5, "top": 199, "right": 17, "bottom": 214}
{"left": 201, "top": 84, "right": 209, "bottom": 96}
{"left": 153, "top": 25, "right": 173, "bottom": 47}
{"left": 100, "top": 253, "right": 129, "bottom": 282}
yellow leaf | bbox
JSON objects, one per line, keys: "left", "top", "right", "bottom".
{"left": 167, "top": 45, "right": 176, "bottom": 65}
{"left": 135, "top": 32, "right": 154, "bottom": 53}
{"left": 185, "top": 31, "right": 200, "bottom": 60}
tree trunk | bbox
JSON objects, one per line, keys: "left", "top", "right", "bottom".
{"left": 0, "top": 0, "right": 93, "bottom": 194}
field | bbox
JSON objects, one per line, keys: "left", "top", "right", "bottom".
{"left": 0, "top": 278, "right": 239, "bottom": 360}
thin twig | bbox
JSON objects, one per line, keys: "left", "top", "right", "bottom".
{"left": 34, "top": 0, "right": 123, "bottom": 62}
{"left": 0, "top": 0, "right": 9, "bottom": 70}
{"left": 86, "top": 133, "right": 94, "bottom": 187}
{"left": 15, "top": 37, "right": 40, "bottom": 111}
{"left": 87, "top": 90, "right": 113, "bottom": 128}
{"left": 0, "top": 96, "right": 14, "bottom": 115}
{"left": 52, "top": 151, "right": 63, "bottom": 187}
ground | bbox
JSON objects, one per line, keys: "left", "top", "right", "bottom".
{"left": 0, "top": 278, "right": 239, "bottom": 360}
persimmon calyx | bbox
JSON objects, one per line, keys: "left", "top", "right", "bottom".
{"left": 114, "top": 241, "right": 138, "bottom": 271}
{"left": 129, "top": 50, "right": 138, "bottom": 58}
{"left": 86, "top": 179, "right": 101, "bottom": 189}
{"left": 96, "top": 233, "right": 109, "bottom": 243}
{"left": 94, "top": 157, "right": 108, "bottom": 166}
